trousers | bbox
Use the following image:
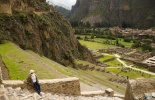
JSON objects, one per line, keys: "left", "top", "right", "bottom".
{"left": 33, "top": 82, "right": 41, "bottom": 94}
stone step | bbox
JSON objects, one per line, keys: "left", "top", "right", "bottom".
{"left": 81, "top": 90, "right": 105, "bottom": 97}
{"left": 0, "top": 84, "right": 123, "bottom": 100}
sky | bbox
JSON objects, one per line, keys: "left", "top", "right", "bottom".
{"left": 47, "top": 0, "right": 77, "bottom": 10}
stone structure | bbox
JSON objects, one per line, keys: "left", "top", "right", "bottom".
{"left": 125, "top": 78, "right": 155, "bottom": 100}
{"left": 2, "top": 77, "right": 81, "bottom": 95}
{"left": 105, "top": 88, "right": 114, "bottom": 97}
{"left": 81, "top": 90, "right": 105, "bottom": 97}
{"left": 0, "top": 84, "right": 123, "bottom": 100}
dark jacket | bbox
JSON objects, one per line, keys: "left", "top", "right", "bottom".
{"left": 26, "top": 73, "right": 39, "bottom": 86}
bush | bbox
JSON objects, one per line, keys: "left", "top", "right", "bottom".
{"left": 124, "top": 38, "right": 131, "bottom": 42}
{"left": 76, "top": 36, "right": 81, "bottom": 39}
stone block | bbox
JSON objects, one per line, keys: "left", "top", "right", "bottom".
{"left": 105, "top": 88, "right": 114, "bottom": 97}
{"left": 2, "top": 77, "right": 81, "bottom": 96}
{"left": 81, "top": 90, "right": 105, "bottom": 97}
{"left": 0, "top": 94, "right": 9, "bottom": 100}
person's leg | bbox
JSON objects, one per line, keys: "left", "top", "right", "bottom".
{"left": 33, "top": 82, "right": 40, "bottom": 94}
{"left": 36, "top": 82, "right": 41, "bottom": 92}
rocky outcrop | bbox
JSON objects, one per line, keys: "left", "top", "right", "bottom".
{"left": 125, "top": 78, "right": 155, "bottom": 100}
{"left": 0, "top": 0, "right": 95, "bottom": 66}
{"left": 69, "top": 0, "right": 155, "bottom": 29}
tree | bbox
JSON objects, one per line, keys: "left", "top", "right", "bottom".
{"left": 142, "top": 43, "right": 153, "bottom": 51}
{"left": 124, "top": 38, "right": 131, "bottom": 42}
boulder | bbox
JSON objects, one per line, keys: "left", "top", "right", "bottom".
{"left": 105, "top": 88, "right": 114, "bottom": 97}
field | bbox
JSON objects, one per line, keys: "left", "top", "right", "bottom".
{"left": 106, "top": 67, "right": 154, "bottom": 79}
{"left": 0, "top": 42, "right": 63, "bottom": 80}
{"left": 93, "top": 38, "right": 133, "bottom": 48}
{"left": 79, "top": 40, "right": 115, "bottom": 49}
{"left": 76, "top": 35, "right": 133, "bottom": 48}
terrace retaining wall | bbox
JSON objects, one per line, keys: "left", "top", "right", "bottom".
{"left": 2, "top": 77, "right": 81, "bottom": 95}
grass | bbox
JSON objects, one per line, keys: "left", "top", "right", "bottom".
{"left": 99, "top": 54, "right": 114, "bottom": 62}
{"left": 98, "top": 54, "right": 121, "bottom": 67}
{"left": 93, "top": 38, "right": 133, "bottom": 48}
{"left": 0, "top": 42, "right": 63, "bottom": 80}
{"left": 105, "top": 59, "right": 122, "bottom": 67}
{"left": 25, "top": 52, "right": 127, "bottom": 94}
{"left": 65, "top": 67, "right": 126, "bottom": 94}
{"left": 79, "top": 40, "right": 115, "bottom": 50}
{"left": 105, "top": 67, "right": 154, "bottom": 79}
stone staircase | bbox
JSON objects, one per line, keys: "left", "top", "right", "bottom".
{"left": 0, "top": 84, "right": 123, "bottom": 100}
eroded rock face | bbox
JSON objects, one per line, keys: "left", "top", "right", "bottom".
{"left": 0, "top": 0, "right": 95, "bottom": 66}
{"left": 0, "top": 0, "right": 12, "bottom": 14}
{"left": 69, "top": 0, "right": 155, "bottom": 28}
{"left": 125, "top": 78, "right": 155, "bottom": 100}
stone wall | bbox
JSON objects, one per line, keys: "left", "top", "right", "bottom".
{"left": 125, "top": 78, "right": 155, "bottom": 100}
{"left": 2, "top": 77, "right": 81, "bottom": 95}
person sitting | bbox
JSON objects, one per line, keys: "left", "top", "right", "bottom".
{"left": 26, "top": 70, "right": 41, "bottom": 95}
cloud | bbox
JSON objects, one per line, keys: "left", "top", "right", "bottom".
{"left": 47, "top": 0, "right": 76, "bottom": 10}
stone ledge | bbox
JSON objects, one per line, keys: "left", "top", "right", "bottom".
{"left": 2, "top": 77, "right": 81, "bottom": 95}
{"left": 105, "top": 88, "right": 114, "bottom": 97}
{"left": 39, "top": 77, "right": 79, "bottom": 83}
{"left": 114, "top": 94, "right": 125, "bottom": 99}
{"left": 81, "top": 90, "right": 105, "bottom": 97}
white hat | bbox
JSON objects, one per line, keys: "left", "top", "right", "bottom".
{"left": 29, "top": 70, "right": 34, "bottom": 74}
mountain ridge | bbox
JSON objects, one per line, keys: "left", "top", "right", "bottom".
{"left": 69, "top": 0, "right": 155, "bottom": 29}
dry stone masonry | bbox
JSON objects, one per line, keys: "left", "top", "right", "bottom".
{"left": 125, "top": 78, "right": 155, "bottom": 100}
{"left": 3, "top": 77, "right": 81, "bottom": 95}
{"left": 0, "top": 77, "right": 123, "bottom": 100}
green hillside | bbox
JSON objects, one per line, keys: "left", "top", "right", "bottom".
{"left": 0, "top": 42, "right": 66, "bottom": 80}
{"left": 0, "top": 42, "right": 126, "bottom": 94}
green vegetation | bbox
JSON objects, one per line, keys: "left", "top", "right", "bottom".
{"left": 106, "top": 67, "right": 153, "bottom": 79}
{"left": 0, "top": 42, "right": 60, "bottom": 80}
{"left": 99, "top": 54, "right": 114, "bottom": 62}
{"left": 0, "top": 42, "right": 126, "bottom": 94}
{"left": 104, "top": 59, "right": 122, "bottom": 67}
{"left": 79, "top": 40, "right": 115, "bottom": 50}
{"left": 99, "top": 54, "right": 121, "bottom": 67}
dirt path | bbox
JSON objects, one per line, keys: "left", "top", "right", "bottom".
{"left": 13, "top": 44, "right": 67, "bottom": 78}
{"left": 0, "top": 56, "right": 10, "bottom": 80}
{"left": 114, "top": 54, "right": 155, "bottom": 76}
{"left": 25, "top": 52, "right": 68, "bottom": 78}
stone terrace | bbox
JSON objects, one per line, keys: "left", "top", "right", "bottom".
{"left": 0, "top": 77, "right": 123, "bottom": 100}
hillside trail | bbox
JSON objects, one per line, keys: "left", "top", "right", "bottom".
{"left": 25, "top": 51, "right": 68, "bottom": 78}
{"left": 114, "top": 54, "right": 155, "bottom": 76}
{"left": 13, "top": 44, "right": 67, "bottom": 78}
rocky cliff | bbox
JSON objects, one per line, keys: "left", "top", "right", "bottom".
{"left": 0, "top": 0, "right": 95, "bottom": 66}
{"left": 69, "top": 0, "right": 155, "bottom": 29}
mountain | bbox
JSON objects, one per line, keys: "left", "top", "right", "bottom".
{"left": 69, "top": 0, "right": 155, "bottom": 29}
{"left": 54, "top": 6, "right": 70, "bottom": 17}
{"left": 0, "top": 0, "right": 95, "bottom": 66}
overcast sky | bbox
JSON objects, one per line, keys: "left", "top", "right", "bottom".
{"left": 47, "top": 0, "right": 77, "bottom": 10}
